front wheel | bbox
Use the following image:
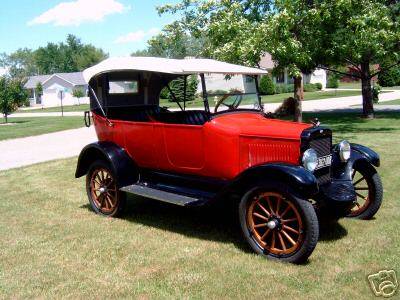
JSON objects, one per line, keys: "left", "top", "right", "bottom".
{"left": 347, "top": 164, "right": 383, "bottom": 220}
{"left": 239, "top": 185, "right": 319, "bottom": 264}
{"left": 86, "top": 160, "right": 126, "bottom": 217}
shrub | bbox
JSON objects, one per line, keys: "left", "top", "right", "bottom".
{"left": 315, "top": 83, "right": 323, "bottom": 90}
{"left": 327, "top": 75, "right": 339, "bottom": 88}
{"left": 275, "top": 84, "right": 294, "bottom": 94}
{"left": 304, "top": 83, "right": 318, "bottom": 92}
{"left": 208, "top": 89, "right": 228, "bottom": 95}
{"left": 378, "top": 63, "right": 400, "bottom": 87}
{"left": 259, "top": 75, "right": 276, "bottom": 95}
{"left": 372, "top": 84, "right": 381, "bottom": 104}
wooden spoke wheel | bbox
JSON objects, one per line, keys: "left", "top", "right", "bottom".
{"left": 239, "top": 185, "right": 319, "bottom": 263}
{"left": 347, "top": 165, "right": 383, "bottom": 220}
{"left": 348, "top": 169, "right": 371, "bottom": 217}
{"left": 86, "top": 160, "right": 126, "bottom": 217}
{"left": 90, "top": 168, "right": 118, "bottom": 213}
{"left": 246, "top": 192, "right": 304, "bottom": 256}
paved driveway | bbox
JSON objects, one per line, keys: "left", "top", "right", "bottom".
{"left": 0, "top": 127, "right": 97, "bottom": 171}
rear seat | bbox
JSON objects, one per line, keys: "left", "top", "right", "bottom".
{"left": 106, "top": 106, "right": 210, "bottom": 125}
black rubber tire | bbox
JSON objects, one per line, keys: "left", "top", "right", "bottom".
{"left": 347, "top": 165, "right": 383, "bottom": 220}
{"left": 86, "top": 160, "right": 126, "bottom": 217}
{"left": 238, "top": 183, "right": 319, "bottom": 264}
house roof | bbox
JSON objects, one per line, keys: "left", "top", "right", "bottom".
{"left": 24, "top": 72, "right": 86, "bottom": 89}
{"left": 83, "top": 57, "right": 268, "bottom": 83}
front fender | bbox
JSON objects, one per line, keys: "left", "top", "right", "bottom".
{"left": 223, "top": 163, "right": 319, "bottom": 199}
{"left": 331, "top": 143, "right": 380, "bottom": 181}
{"left": 75, "top": 142, "right": 138, "bottom": 188}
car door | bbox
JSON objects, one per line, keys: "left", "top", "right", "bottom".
{"left": 160, "top": 123, "right": 205, "bottom": 171}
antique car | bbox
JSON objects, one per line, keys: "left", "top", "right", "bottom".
{"left": 76, "top": 57, "right": 383, "bottom": 263}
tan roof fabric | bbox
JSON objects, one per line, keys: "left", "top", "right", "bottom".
{"left": 83, "top": 57, "right": 268, "bottom": 83}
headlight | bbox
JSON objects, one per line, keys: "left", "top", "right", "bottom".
{"left": 339, "top": 140, "right": 351, "bottom": 162}
{"left": 302, "top": 149, "right": 318, "bottom": 172}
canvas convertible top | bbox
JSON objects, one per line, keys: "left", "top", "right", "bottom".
{"left": 83, "top": 57, "right": 268, "bottom": 83}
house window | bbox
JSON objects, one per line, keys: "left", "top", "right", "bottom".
{"left": 109, "top": 80, "right": 139, "bottom": 94}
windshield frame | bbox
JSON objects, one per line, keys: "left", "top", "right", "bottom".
{"left": 199, "top": 73, "right": 263, "bottom": 115}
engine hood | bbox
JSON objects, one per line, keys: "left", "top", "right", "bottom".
{"left": 209, "top": 112, "right": 311, "bottom": 140}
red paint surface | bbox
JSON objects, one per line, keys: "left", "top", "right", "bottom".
{"left": 93, "top": 112, "right": 310, "bottom": 179}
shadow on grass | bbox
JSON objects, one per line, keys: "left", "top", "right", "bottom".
{"left": 81, "top": 194, "right": 349, "bottom": 254}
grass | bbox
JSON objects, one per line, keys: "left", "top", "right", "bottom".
{"left": 339, "top": 81, "right": 400, "bottom": 91}
{"left": 0, "top": 111, "right": 399, "bottom": 298}
{"left": 16, "top": 104, "right": 90, "bottom": 113}
{"left": 378, "top": 99, "right": 400, "bottom": 105}
{"left": 0, "top": 117, "right": 85, "bottom": 141}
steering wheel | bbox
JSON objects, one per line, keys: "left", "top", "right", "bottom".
{"left": 214, "top": 94, "right": 244, "bottom": 113}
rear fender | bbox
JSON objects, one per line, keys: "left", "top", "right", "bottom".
{"left": 222, "top": 163, "right": 319, "bottom": 199}
{"left": 75, "top": 142, "right": 138, "bottom": 188}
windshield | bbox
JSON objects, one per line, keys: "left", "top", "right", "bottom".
{"left": 158, "top": 73, "right": 261, "bottom": 112}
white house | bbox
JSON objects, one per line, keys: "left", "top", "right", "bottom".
{"left": 24, "top": 72, "right": 89, "bottom": 107}
{"left": 259, "top": 53, "right": 327, "bottom": 89}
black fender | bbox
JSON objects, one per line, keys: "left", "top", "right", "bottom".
{"left": 75, "top": 142, "right": 138, "bottom": 188}
{"left": 331, "top": 143, "right": 380, "bottom": 181}
{"left": 221, "top": 163, "right": 319, "bottom": 199}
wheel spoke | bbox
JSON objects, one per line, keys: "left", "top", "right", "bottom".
{"left": 271, "top": 231, "right": 276, "bottom": 249}
{"left": 355, "top": 192, "right": 367, "bottom": 200}
{"left": 283, "top": 225, "right": 300, "bottom": 235}
{"left": 254, "top": 223, "right": 268, "bottom": 228}
{"left": 257, "top": 202, "right": 271, "bottom": 217}
{"left": 354, "top": 202, "right": 361, "bottom": 208}
{"left": 275, "top": 197, "right": 281, "bottom": 216}
{"left": 278, "top": 232, "right": 287, "bottom": 251}
{"left": 355, "top": 187, "right": 369, "bottom": 191}
{"left": 281, "top": 230, "right": 296, "bottom": 246}
{"left": 265, "top": 196, "right": 274, "bottom": 216}
{"left": 280, "top": 205, "right": 291, "bottom": 218}
{"left": 261, "top": 228, "right": 271, "bottom": 240}
{"left": 351, "top": 169, "right": 356, "bottom": 180}
{"left": 253, "top": 212, "right": 269, "bottom": 221}
{"left": 353, "top": 176, "right": 365, "bottom": 186}
{"left": 281, "top": 217, "right": 298, "bottom": 223}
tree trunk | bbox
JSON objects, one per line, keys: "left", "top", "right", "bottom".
{"left": 4, "top": 114, "right": 7, "bottom": 124}
{"left": 293, "top": 75, "right": 304, "bottom": 122}
{"left": 360, "top": 62, "right": 374, "bottom": 119}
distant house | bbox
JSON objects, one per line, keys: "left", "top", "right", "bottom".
{"left": 259, "top": 53, "right": 327, "bottom": 89}
{"left": 24, "top": 72, "right": 88, "bottom": 107}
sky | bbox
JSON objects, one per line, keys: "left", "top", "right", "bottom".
{"left": 0, "top": 0, "right": 179, "bottom": 57}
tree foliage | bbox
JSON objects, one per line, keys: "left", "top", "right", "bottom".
{"left": 162, "top": 75, "right": 199, "bottom": 103}
{"left": 132, "top": 23, "right": 208, "bottom": 59}
{"left": 0, "top": 77, "right": 29, "bottom": 122}
{"left": 2, "top": 35, "right": 107, "bottom": 79}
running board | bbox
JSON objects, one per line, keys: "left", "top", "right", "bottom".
{"left": 120, "top": 184, "right": 204, "bottom": 206}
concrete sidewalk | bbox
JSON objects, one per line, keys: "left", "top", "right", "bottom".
{"left": 0, "top": 127, "right": 97, "bottom": 171}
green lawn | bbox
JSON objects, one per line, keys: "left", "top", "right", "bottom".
{"left": 378, "top": 99, "right": 400, "bottom": 105}
{"left": 0, "top": 111, "right": 398, "bottom": 298}
{"left": 339, "top": 81, "right": 400, "bottom": 91}
{"left": 16, "top": 104, "right": 90, "bottom": 113}
{"left": 0, "top": 117, "right": 85, "bottom": 141}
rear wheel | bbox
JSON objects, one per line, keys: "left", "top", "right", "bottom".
{"left": 239, "top": 185, "right": 319, "bottom": 264}
{"left": 86, "top": 160, "right": 126, "bottom": 217}
{"left": 347, "top": 164, "right": 383, "bottom": 220}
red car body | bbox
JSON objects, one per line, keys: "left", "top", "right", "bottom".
{"left": 93, "top": 112, "right": 309, "bottom": 180}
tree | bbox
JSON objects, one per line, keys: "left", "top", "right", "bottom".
{"left": 164, "top": 75, "right": 199, "bottom": 103}
{"left": 314, "top": 0, "right": 400, "bottom": 118}
{"left": 132, "top": 23, "right": 208, "bottom": 59}
{"left": 72, "top": 88, "right": 85, "bottom": 105}
{"left": 0, "top": 77, "right": 28, "bottom": 123}
{"left": 35, "top": 82, "right": 43, "bottom": 104}
{"left": 2, "top": 35, "right": 108, "bottom": 78}
{"left": 158, "top": 0, "right": 316, "bottom": 121}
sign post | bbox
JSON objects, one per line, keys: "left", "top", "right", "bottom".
{"left": 58, "top": 89, "right": 65, "bottom": 117}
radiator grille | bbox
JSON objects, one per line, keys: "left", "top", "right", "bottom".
{"left": 307, "top": 136, "right": 332, "bottom": 185}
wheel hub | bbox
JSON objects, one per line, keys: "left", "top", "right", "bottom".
{"left": 99, "top": 186, "right": 107, "bottom": 194}
{"left": 267, "top": 219, "right": 279, "bottom": 229}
